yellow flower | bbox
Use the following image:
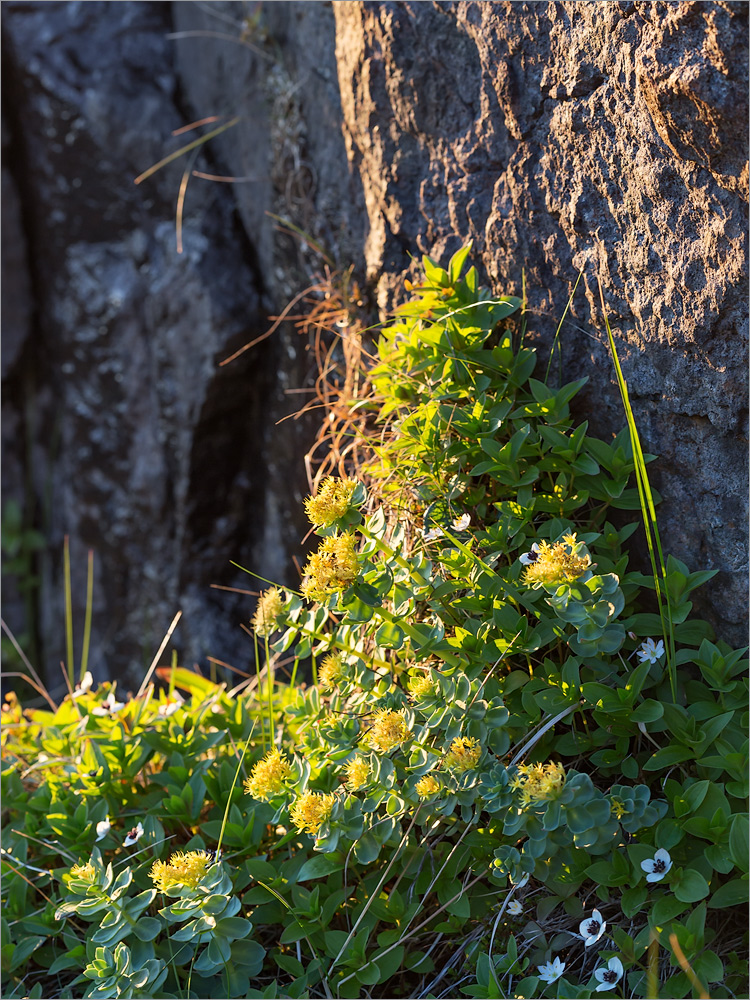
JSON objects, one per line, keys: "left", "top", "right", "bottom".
{"left": 445, "top": 736, "right": 482, "bottom": 773}
{"left": 522, "top": 534, "right": 591, "bottom": 588}
{"left": 408, "top": 673, "right": 434, "bottom": 701}
{"left": 318, "top": 652, "right": 346, "bottom": 691}
{"left": 252, "top": 587, "right": 286, "bottom": 637}
{"left": 150, "top": 851, "right": 212, "bottom": 894}
{"left": 367, "top": 709, "right": 411, "bottom": 753}
{"left": 610, "top": 797, "right": 628, "bottom": 820}
{"left": 304, "top": 477, "right": 359, "bottom": 529}
{"left": 69, "top": 862, "right": 96, "bottom": 883}
{"left": 416, "top": 774, "right": 441, "bottom": 798}
{"left": 289, "top": 791, "right": 336, "bottom": 835}
{"left": 301, "top": 533, "right": 359, "bottom": 602}
{"left": 510, "top": 762, "right": 566, "bottom": 807}
{"left": 244, "top": 747, "right": 294, "bottom": 801}
{"left": 343, "top": 756, "right": 370, "bottom": 791}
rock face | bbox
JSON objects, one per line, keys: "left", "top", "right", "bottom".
{"left": 333, "top": 0, "right": 748, "bottom": 645}
{"left": 2, "top": 0, "right": 747, "bottom": 688}
{"left": 1, "top": 2, "right": 314, "bottom": 689}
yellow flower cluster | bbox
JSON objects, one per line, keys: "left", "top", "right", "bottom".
{"left": 318, "top": 652, "right": 346, "bottom": 691}
{"left": 343, "top": 755, "right": 370, "bottom": 791}
{"left": 301, "top": 533, "right": 358, "bottom": 602}
{"left": 510, "top": 761, "right": 566, "bottom": 807}
{"left": 289, "top": 791, "right": 336, "bottom": 835}
{"left": 523, "top": 533, "right": 591, "bottom": 588}
{"left": 244, "top": 747, "right": 294, "bottom": 801}
{"left": 408, "top": 673, "right": 434, "bottom": 701}
{"left": 367, "top": 709, "right": 412, "bottom": 753}
{"left": 415, "top": 774, "right": 441, "bottom": 798}
{"left": 69, "top": 861, "right": 96, "bottom": 883}
{"left": 150, "top": 851, "right": 212, "bottom": 894}
{"left": 252, "top": 587, "right": 286, "bottom": 637}
{"left": 445, "top": 736, "right": 482, "bottom": 773}
{"left": 304, "top": 477, "right": 359, "bottom": 529}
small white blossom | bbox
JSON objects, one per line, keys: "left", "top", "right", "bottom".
{"left": 519, "top": 543, "right": 540, "bottom": 566}
{"left": 594, "top": 956, "right": 624, "bottom": 991}
{"left": 123, "top": 822, "right": 144, "bottom": 847}
{"left": 72, "top": 671, "right": 94, "bottom": 698}
{"left": 636, "top": 637, "right": 665, "bottom": 664}
{"left": 580, "top": 908, "right": 607, "bottom": 946}
{"left": 423, "top": 526, "right": 444, "bottom": 542}
{"left": 92, "top": 690, "right": 125, "bottom": 716}
{"left": 95, "top": 816, "right": 111, "bottom": 842}
{"left": 640, "top": 847, "right": 672, "bottom": 882}
{"left": 452, "top": 513, "right": 471, "bottom": 531}
{"left": 157, "top": 693, "right": 184, "bottom": 717}
{"left": 507, "top": 899, "right": 523, "bottom": 916}
{"left": 537, "top": 956, "right": 565, "bottom": 984}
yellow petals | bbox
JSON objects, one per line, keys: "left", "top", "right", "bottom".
{"left": 445, "top": 736, "right": 482, "bottom": 773}
{"left": 367, "top": 709, "right": 411, "bottom": 753}
{"left": 69, "top": 862, "right": 96, "bottom": 882}
{"left": 301, "top": 533, "right": 359, "bottom": 602}
{"left": 510, "top": 761, "right": 566, "bottom": 807}
{"left": 244, "top": 748, "right": 294, "bottom": 801}
{"left": 343, "top": 755, "right": 370, "bottom": 791}
{"left": 416, "top": 774, "right": 441, "bottom": 798}
{"left": 523, "top": 535, "right": 591, "bottom": 588}
{"left": 304, "top": 478, "right": 359, "bottom": 529}
{"left": 289, "top": 791, "right": 336, "bottom": 835}
{"left": 408, "top": 673, "right": 434, "bottom": 701}
{"left": 319, "top": 652, "right": 346, "bottom": 691}
{"left": 252, "top": 587, "right": 286, "bottom": 637}
{"left": 150, "top": 850, "right": 212, "bottom": 894}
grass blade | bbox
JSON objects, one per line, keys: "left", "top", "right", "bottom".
{"left": 597, "top": 278, "right": 676, "bottom": 698}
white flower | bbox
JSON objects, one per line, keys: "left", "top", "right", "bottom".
{"left": 507, "top": 899, "right": 523, "bottom": 916}
{"left": 537, "top": 957, "right": 565, "bottom": 984}
{"left": 95, "top": 816, "right": 111, "bottom": 842}
{"left": 72, "top": 671, "right": 94, "bottom": 698}
{"left": 423, "top": 526, "right": 444, "bottom": 542}
{"left": 636, "top": 637, "right": 665, "bottom": 664}
{"left": 594, "top": 956, "right": 624, "bottom": 991}
{"left": 580, "top": 908, "right": 607, "bottom": 946}
{"left": 157, "top": 693, "right": 184, "bottom": 717}
{"left": 519, "top": 543, "right": 540, "bottom": 566}
{"left": 640, "top": 847, "right": 672, "bottom": 882}
{"left": 123, "top": 822, "right": 144, "bottom": 847}
{"left": 452, "top": 513, "right": 471, "bottom": 531}
{"left": 92, "top": 689, "right": 125, "bottom": 716}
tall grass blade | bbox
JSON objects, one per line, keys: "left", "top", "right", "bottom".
{"left": 79, "top": 549, "right": 94, "bottom": 684}
{"left": 63, "top": 536, "right": 74, "bottom": 689}
{"left": 597, "top": 279, "right": 676, "bottom": 699}
{"left": 544, "top": 270, "right": 583, "bottom": 384}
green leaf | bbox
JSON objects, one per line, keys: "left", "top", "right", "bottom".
{"left": 673, "top": 869, "right": 710, "bottom": 903}
{"left": 297, "top": 854, "right": 345, "bottom": 882}
{"left": 375, "top": 621, "right": 405, "bottom": 650}
{"left": 728, "top": 814, "right": 749, "bottom": 872}
{"left": 643, "top": 746, "right": 695, "bottom": 770}
{"left": 707, "top": 877, "right": 749, "bottom": 908}
{"left": 132, "top": 916, "right": 162, "bottom": 942}
{"left": 650, "top": 895, "right": 688, "bottom": 924}
{"left": 354, "top": 832, "right": 381, "bottom": 865}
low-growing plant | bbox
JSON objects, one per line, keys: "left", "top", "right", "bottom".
{"left": 1, "top": 245, "right": 747, "bottom": 999}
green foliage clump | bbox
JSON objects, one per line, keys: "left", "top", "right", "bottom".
{"left": 2, "top": 246, "right": 747, "bottom": 1000}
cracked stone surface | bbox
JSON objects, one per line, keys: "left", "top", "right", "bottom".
{"left": 334, "top": 0, "right": 748, "bottom": 644}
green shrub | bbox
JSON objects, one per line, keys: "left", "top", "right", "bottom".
{"left": 2, "top": 246, "right": 747, "bottom": 999}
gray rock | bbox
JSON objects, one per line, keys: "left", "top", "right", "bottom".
{"left": 333, "top": 0, "right": 748, "bottom": 645}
